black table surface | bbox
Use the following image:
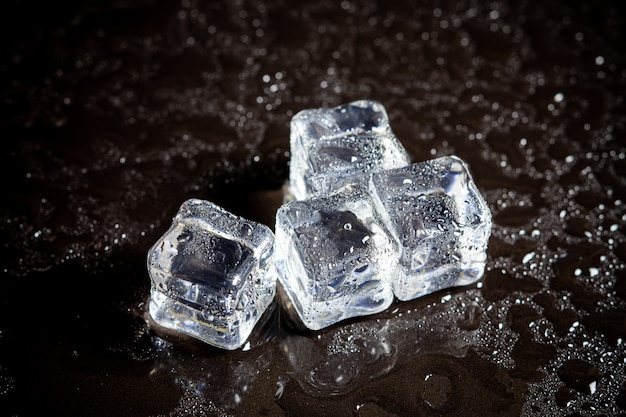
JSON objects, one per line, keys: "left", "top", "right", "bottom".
{"left": 1, "top": 0, "right": 625, "bottom": 416}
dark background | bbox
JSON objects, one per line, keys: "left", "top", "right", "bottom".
{"left": 1, "top": 0, "right": 625, "bottom": 416}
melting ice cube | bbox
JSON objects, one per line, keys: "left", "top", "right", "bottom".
{"left": 289, "top": 100, "right": 410, "bottom": 200}
{"left": 370, "top": 156, "right": 492, "bottom": 300}
{"left": 147, "top": 199, "right": 276, "bottom": 350}
{"left": 274, "top": 185, "right": 396, "bottom": 330}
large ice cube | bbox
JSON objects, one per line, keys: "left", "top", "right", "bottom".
{"left": 370, "top": 156, "right": 492, "bottom": 300}
{"left": 289, "top": 100, "right": 410, "bottom": 200}
{"left": 147, "top": 199, "right": 276, "bottom": 350}
{"left": 274, "top": 185, "right": 396, "bottom": 330}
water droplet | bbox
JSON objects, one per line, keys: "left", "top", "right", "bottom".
{"left": 421, "top": 373, "right": 452, "bottom": 409}
{"left": 522, "top": 252, "right": 535, "bottom": 264}
{"left": 240, "top": 223, "right": 253, "bottom": 236}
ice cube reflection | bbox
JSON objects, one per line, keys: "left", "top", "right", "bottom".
{"left": 149, "top": 336, "right": 273, "bottom": 411}
{"left": 280, "top": 292, "right": 479, "bottom": 397}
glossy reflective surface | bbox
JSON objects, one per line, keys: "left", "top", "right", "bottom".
{"left": 1, "top": 0, "right": 625, "bottom": 416}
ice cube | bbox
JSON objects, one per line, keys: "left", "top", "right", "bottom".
{"left": 370, "top": 156, "right": 492, "bottom": 300}
{"left": 147, "top": 199, "right": 276, "bottom": 350}
{"left": 274, "top": 184, "right": 396, "bottom": 330}
{"left": 289, "top": 100, "right": 410, "bottom": 201}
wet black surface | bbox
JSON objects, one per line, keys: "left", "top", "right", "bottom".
{"left": 1, "top": 0, "right": 626, "bottom": 416}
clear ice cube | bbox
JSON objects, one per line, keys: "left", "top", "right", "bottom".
{"left": 370, "top": 156, "right": 492, "bottom": 301}
{"left": 289, "top": 100, "right": 410, "bottom": 200}
{"left": 274, "top": 185, "right": 396, "bottom": 330}
{"left": 147, "top": 199, "right": 276, "bottom": 350}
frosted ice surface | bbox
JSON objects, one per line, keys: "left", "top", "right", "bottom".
{"left": 147, "top": 199, "right": 276, "bottom": 350}
{"left": 274, "top": 185, "right": 396, "bottom": 330}
{"left": 289, "top": 100, "right": 410, "bottom": 201}
{"left": 370, "top": 156, "right": 492, "bottom": 301}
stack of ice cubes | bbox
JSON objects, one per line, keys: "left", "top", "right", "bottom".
{"left": 147, "top": 100, "right": 492, "bottom": 348}
{"left": 275, "top": 100, "right": 491, "bottom": 330}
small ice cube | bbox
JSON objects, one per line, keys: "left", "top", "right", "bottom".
{"left": 274, "top": 185, "right": 396, "bottom": 330}
{"left": 147, "top": 199, "right": 276, "bottom": 350}
{"left": 289, "top": 100, "right": 410, "bottom": 200}
{"left": 370, "top": 156, "right": 492, "bottom": 300}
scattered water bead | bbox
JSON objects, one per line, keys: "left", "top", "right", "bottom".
{"left": 147, "top": 199, "right": 276, "bottom": 350}
{"left": 288, "top": 100, "right": 410, "bottom": 201}
{"left": 421, "top": 373, "right": 453, "bottom": 409}
{"left": 274, "top": 184, "right": 396, "bottom": 330}
{"left": 370, "top": 156, "right": 492, "bottom": 300}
